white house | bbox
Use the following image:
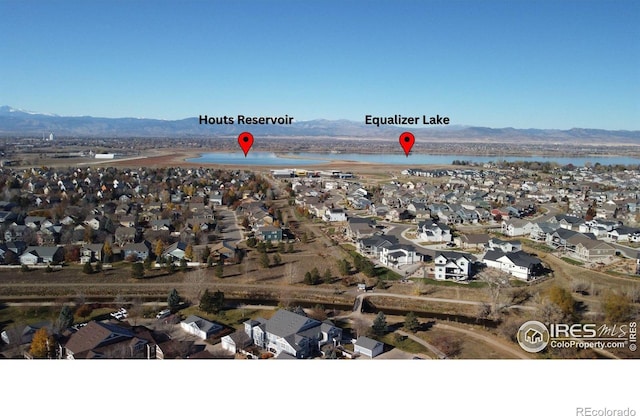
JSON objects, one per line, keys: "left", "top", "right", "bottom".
{"left": 221, "top": 331, "right": 253, "bottom": 354}
{"left": 354, "top": 336, "right": 384, "bottom": 358}
{"left": 417, "top": 220, "right": 452, "bottom": 242}
{"left": 481, "top": 249, "right": 543, "bottom": 281}
{"left": 501, "top": 219, "right": 530, "bottom": 237}
{"left": 324, "top": 208, "right": 347, "bottom": 222}
{"left": 434, "top": 251, "right": 474, "bottom": 281}
{"left": 180, "top": 315, "right": 223, "bottom": 340}
{"left": 379, "top": 244, "right": 418, "bottom": 268}
{"left": 243, "top": 309, "right": 342, "bottom": 359}
{"left": 487, "top": 238, "right": 521, "bottom": 253}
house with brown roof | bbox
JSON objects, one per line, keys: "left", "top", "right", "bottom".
{"left": 62, "top": 321, "right": 157, "bottom": 359}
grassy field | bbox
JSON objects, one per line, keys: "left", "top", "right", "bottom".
{"left": 377, "top": 332, "right": 430, "bottom": 355}
{"left": 561, "top": 257, "right": 584, "bottom": 266}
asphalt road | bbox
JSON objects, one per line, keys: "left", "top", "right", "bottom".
{"left": 217, "top": 207, "right": 243, "bottom": 246}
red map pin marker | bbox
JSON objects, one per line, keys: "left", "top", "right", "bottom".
{"left": 238, "top": 132, "right": 254, "bottom": 157}
{"left": 399, "top": 132, "right": 415, "bottom": 157}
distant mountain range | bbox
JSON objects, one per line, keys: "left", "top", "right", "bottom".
{"left": 1, "top": 105, "right": 639, "bottom": 143}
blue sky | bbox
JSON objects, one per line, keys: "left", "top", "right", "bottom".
{"left": 0, "top": 0, "right": 638, "bottom": 129}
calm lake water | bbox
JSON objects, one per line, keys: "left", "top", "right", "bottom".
{"left": 187, "top": 152, "right": 640, "bottom": 167}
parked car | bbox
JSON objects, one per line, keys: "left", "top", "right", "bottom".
{"left": 156, "top": 309, "right": 171, "bottom": 319}
{"left": 110, "top": 308, "right": 128, "bottom": 320}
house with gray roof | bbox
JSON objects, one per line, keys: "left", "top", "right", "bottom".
{"left": 180, "top": 315, "right": 223, "bottom": 340}
{"left": 482, "top": 249, "right": 543, "bottom": 281}
{"left": 243, "top": 309, "right": 342, "bottom": 359}
{"left": 434, "top": 251, "right": 475, "bottom": 281}
{"left": 19, "top": 246, "right": 64, "bottom": 265}
{"left": 354, "top": 336, "right": 384, "bottom": 358}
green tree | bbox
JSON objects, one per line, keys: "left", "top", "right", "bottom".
{"left": 337, "top": 259, "right": 351, "bottom": 276}
{"left": 94, "top": 261, "right": 103, "bottom": 273}
{"left": 215, "top": 261, "right": 224, "bottom": 278}
{"left": 131, "top": 262, "right": 145, "bottom": 279}
{"left": 82, "top": 261, "right": 94, "bottom": 275}
{"left": 372, "top": 312, "right": 388, "bottom": 336}
{"left": 199, "top": 289, "right": 225, "bottom": 314}
{"left": 179, "top": 258, "right": 188, "bottom": 271}
{"left": 259, "top": 252, "right": 270, "bottom": 268}
{"left": 167, "top": 261, "right": 176, "bottom": 274}
{"left": 143, "top": 256, "right": 153, "bottom": 270}
{"left": 304, "top": 271, "right": 319, "bottom": 285}
{"left": 56, "top": 305, "right": 74, "bottom": 332}
{"left": 287, "top": 243, "right": 294, "bottom": 253}
{"left": 246, "top": 237, "right": 257, "bottom": 248}
{"left": 200, "top": 245, "right": 211, "bottom": 263}
{"left": 323, "top": 268, "right": 332, "bottom": 283}
{"left": 272, "top": 253, "right": 282, "bottom": 266}
{"left": 167, "top": 288, "right": 181, "bottom": 311}
{"left": 278, "top": 242, "right": 286, "bottom": 253}
{"left": 404, "top": 311, "right": 419, "bottom": 333}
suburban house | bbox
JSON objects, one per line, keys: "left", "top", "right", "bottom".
{"left": 456, "top": 233, "right": 490, "bottom": 250}
{"left": 180, "top": 315, "right": 224, "bottom": 340}
{"left": 407, "top": 202, "right": 431, "bottom": 219}
{"left": 80, "top": 243, "right": 104, "bottom": 264}
{"left": 573, "top": 239, "right": 616, "bottom": 262}
{"left": 114, "top": 226, "right": 137, "bottom": 245}
{"left": 434, "top": 251, "right": 474, "bottom": 281}
{"left": 354, "top": 336, "right": 384, "bottom": 358}
{"left": 62, "top": 321, "right": 157, "bottom": 359}
{"left": 258, "top": 226, "right": 283, "bottom": 242}
{"left": 501, "top": 219, "right": 532, "bottom": 237}
{"left": 357, "top": 235, "right": 398, "bottom": 257}
{"left": 20, "top": 246, "right": 64, "bottom": 265}
{"left": 551, "top": 214, "right": 585, "bottom": 231}
{"left": 323, "top": 207, "right": 347, "bottom": 222}
{"left": 220, "top": 331, "right": 253, "bottom": 354}
{"left": 379, "top": 244, "right": 418, "bottom": 268}
{"left": 529, "top": 222, "right": 559, "bottom": 241}
{"left": 417, "top": 220, "right": 452, "bottom": 243}
{"left": 243, "top": 309, "right": 342, "bottom": 359}
{"left": 487, "top": 238, "right": 522, "bottom": 253}
{"left": 482, "top": 249, "right": 543, "bottom": 281}
{"left": 1, "top": 321, "right": 52, "bottom": 346}
{"left": 122, "top": 241, "right": 152, "bottom": 261}
{"left": 607, "top": 226, "right": 640, "bottom": 242}
{"left": 346, "top": 217, "right": 377, "bottom": 241}
{"left": 161, "top": 241, "right": 189, "bottom": 262}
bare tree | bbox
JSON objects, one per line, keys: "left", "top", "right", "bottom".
{"left": 476, "top": 302, "right": 492, "bottom": 319}
{"left": 479, "top": 270, "right": 511, "bottom": 317}
{"left": 431, "top": 334, "right": 462, "bottom": 358}
{"left": 351, "top": 317, "right": 371, "bottom": 338}
{"left": 184, "top": 268, "right": 208, "bottom": 304}
{"left": 536, "top": 300, "right": 568, "bottom": 324}
{"left": 128, "top": 297, "right": 144, "bottom": 326}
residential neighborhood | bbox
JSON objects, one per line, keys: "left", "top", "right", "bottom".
{"left": 0, "top": 160, "right": 639, "bottom": 361}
